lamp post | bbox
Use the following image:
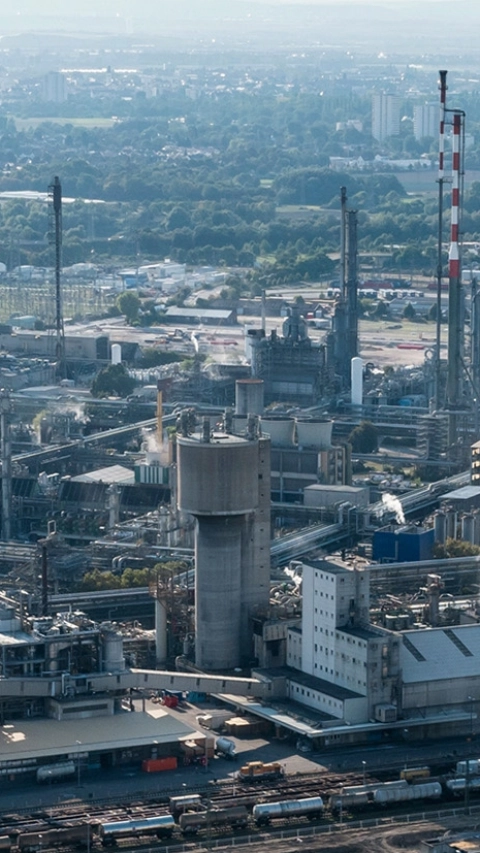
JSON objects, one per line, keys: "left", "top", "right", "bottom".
{"left": 468, "top": 696, "right": 475, "bottom": 740}
{"left": 362, "top": 760, "right": 366, "bottom": 786}
{"left": 76, "top": 740, "right": 81, "bottom": 786}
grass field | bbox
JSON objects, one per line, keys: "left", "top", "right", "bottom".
{"left": 11, "top": 116, "right": 117, "bottom": 130}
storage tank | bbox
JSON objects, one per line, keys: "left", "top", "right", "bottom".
{"left": 232, "top": 415, "right": 248, "bottom": 437}
{"left": 260, "top": 416, "right": 295, "bottom": 447}
{"left": 111, "top": 343, "right": 122, "bottom": 364}
{"left": 433, "top": 510, "right": 447, "bottom": 544}
{"left": 474, "top": 511, "right": 480, "bottom": 545}
{"left": 101, "top": 626, "right": 125, "bottom": 672}
{"left": 446, "top": 508, "right": 458, "bottom": 540}
{"left": 461, "top": 513, "right": 475, "bottom": 544}
{"left": 351, "top": 357, "right": 363, "bottom": 406}
{"left": 235, "top": 379, "right": 264, "bottom": 415}
{"left": 295, "top": 418, "right": 332, "bottom": 449}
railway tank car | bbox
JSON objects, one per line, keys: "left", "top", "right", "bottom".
{"left": 446, "top": 777, "right": 480, "bottom": 796}
{"left": 374, "top": 782, "right": 442, "bottom": 806}
{"left": 253, "top": 797, "right": 324, "bottom": 826}
{"left": 99, "top": 815, "right": 175, "bottom": 846}
{"left": 179, "top": 806, "right": 248, "bottom": 835}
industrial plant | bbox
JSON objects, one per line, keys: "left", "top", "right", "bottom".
{"left": 1, "top": 69, "right": 480, "bottom": 803}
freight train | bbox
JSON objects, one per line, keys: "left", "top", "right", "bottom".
{"left": 6, "top": 771, "right": 480, "bottom": 850}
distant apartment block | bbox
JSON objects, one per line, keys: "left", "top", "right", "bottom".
{"left": 372, "top": 93, "right": 400, "bottom": 142}
{"left": 42, "top": 71, "right": 67, "bottom": 103}
{"left": 413, "top": 103, "right": 437, "bottom": 141}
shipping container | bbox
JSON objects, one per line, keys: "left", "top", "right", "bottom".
{"left": 142, "top": 757, "right": 177, "bottom": 773}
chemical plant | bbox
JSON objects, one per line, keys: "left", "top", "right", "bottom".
{"left": 3, "top": 71, "right": 480, "bottom": 799}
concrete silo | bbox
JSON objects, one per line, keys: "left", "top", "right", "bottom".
{"left": 235, "top": 378, "right": 264, "bottom": 415}
{"left": 177, "top": 420, "right": 271, "bottom": 671}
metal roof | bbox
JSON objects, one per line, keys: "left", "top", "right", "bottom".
{"left": 401, "top": 624, "right": 480, "bottom": 683}
{"left": 0, "top": 709, "right": 197, "bottom": 763}
{"left": 71, "top": 465, "right": 134, "bottom": 485}
{"left": 164, "top": 307, "right": 234, "bottom": 319}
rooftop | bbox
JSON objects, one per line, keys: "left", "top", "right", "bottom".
{"left": 71, "top": 465, "right": 134, "bottom": 485}
{"left": 0, "top": 709, "right": 197, "bottom": 763}
{"left": 401, "top": 623, "right": 480, "bottom": 682}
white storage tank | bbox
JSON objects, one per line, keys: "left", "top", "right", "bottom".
{"left": 461, "top": 513, "right": 475, "bottom": 544}
{"left": 260, "top": 416, "right": 295, "bottom": 447}
{"left": 101, "top": 626, "right": 125, "bottom": 672}
{"left": 295, "top": 418, "right": 332, "bottom": 449}
{"left": 111, "top": 343, "right": 122, "bottom": 364}
{"left": 351, "top": 357, "right": 363, "bottom": 406}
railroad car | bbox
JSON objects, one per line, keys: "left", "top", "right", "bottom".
{"left": 456, "top": 759, "right": 480, "bottom": 776}
{"left": 373, "top": 781, "right": 442, "bottom": 806}
{"left": 179, "top": 806, "right": 248, "bottom": 835}
{"left": 330, "top": 780, "right": 413, "bottom": 814}
{"left": 99, "top": 815, "right": 175, "bottom": 846}
{"left": 0, "top": 838, "right": 10, "bottom": 852}
{"left": 253, "top": 797, "right": 324, "bottom": 826}
{"left": 36, "top": 761, "right": 76, "bottom": 784}
{"left": 18, "top": 826, "right": 91, "bottom": 853}
{"left": 446, "top": 776, "right": 480, "bottom": 796}
{"left": 238, "top": 761, "right": 284, "bottom": 782}
{"left": 168, "top": 794, "right": 203, "bottom": 817}
{"left": 329, "top": 790, "right": 371, "bottom": 813}
{"left": 400, "top": 766, "right": 430, "bottom": 782}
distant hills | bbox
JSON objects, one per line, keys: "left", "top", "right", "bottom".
{"left": 1, "top": 1, "right": 480, "bottom": 55}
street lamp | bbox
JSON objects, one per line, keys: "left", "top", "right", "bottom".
{"left": 468, "top": 696, "right": 475, "bottom": 740}
{"left": 362, "top": 760, "right": 366, "bottom": 786}
{"left": 76, "top": 740, "right": 82, "bottom": 786}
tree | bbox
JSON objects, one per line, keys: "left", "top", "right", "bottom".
{"left": 403, "top": 301, "right": 416, "bottom": 320}
{"left": 117, "top": 291, "right": 140, "bottom": 324}
{"left": 91, "top": 363, "right": 136, "bottom": 398}
{"left": 348, "top": 420, "right": 378, "bottom": 453}
{"left": 374, "top": 300, "right": 389, "bottom": 319}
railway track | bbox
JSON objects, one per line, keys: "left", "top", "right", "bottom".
{"left": 0, "top": 769, "right": 368, "bottom": 831}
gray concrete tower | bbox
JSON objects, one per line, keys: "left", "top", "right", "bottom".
{"left": 177, "top": 420, "right": 271, "bottom": 671}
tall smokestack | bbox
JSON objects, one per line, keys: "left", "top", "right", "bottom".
{"left": 49, "top": 176, "right": 65, "bottom": 379}
{"left": 447, "top": 110, "right": 464, "bottom": 445}
{"left": 435, "top": 71, "right": 448, "bottom": 409}
{"left": 340, "top": 186, "right": 347, "bottom": 296}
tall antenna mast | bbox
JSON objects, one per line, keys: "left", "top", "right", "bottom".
{"left": 49, "top": 176, "right": 65, "bottom": 378}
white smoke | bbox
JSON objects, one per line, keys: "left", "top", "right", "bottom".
{"left": 142, "top": 427, "right": 169, "bottom": 464}
{"left": 381, "top": 492, "right": 405, "bottom": 524}
{"left": 191, "top": 333, "right": 199, "bottom": 354}
{"left": 284, "top": 565, "right": 302, "bottom": 588}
